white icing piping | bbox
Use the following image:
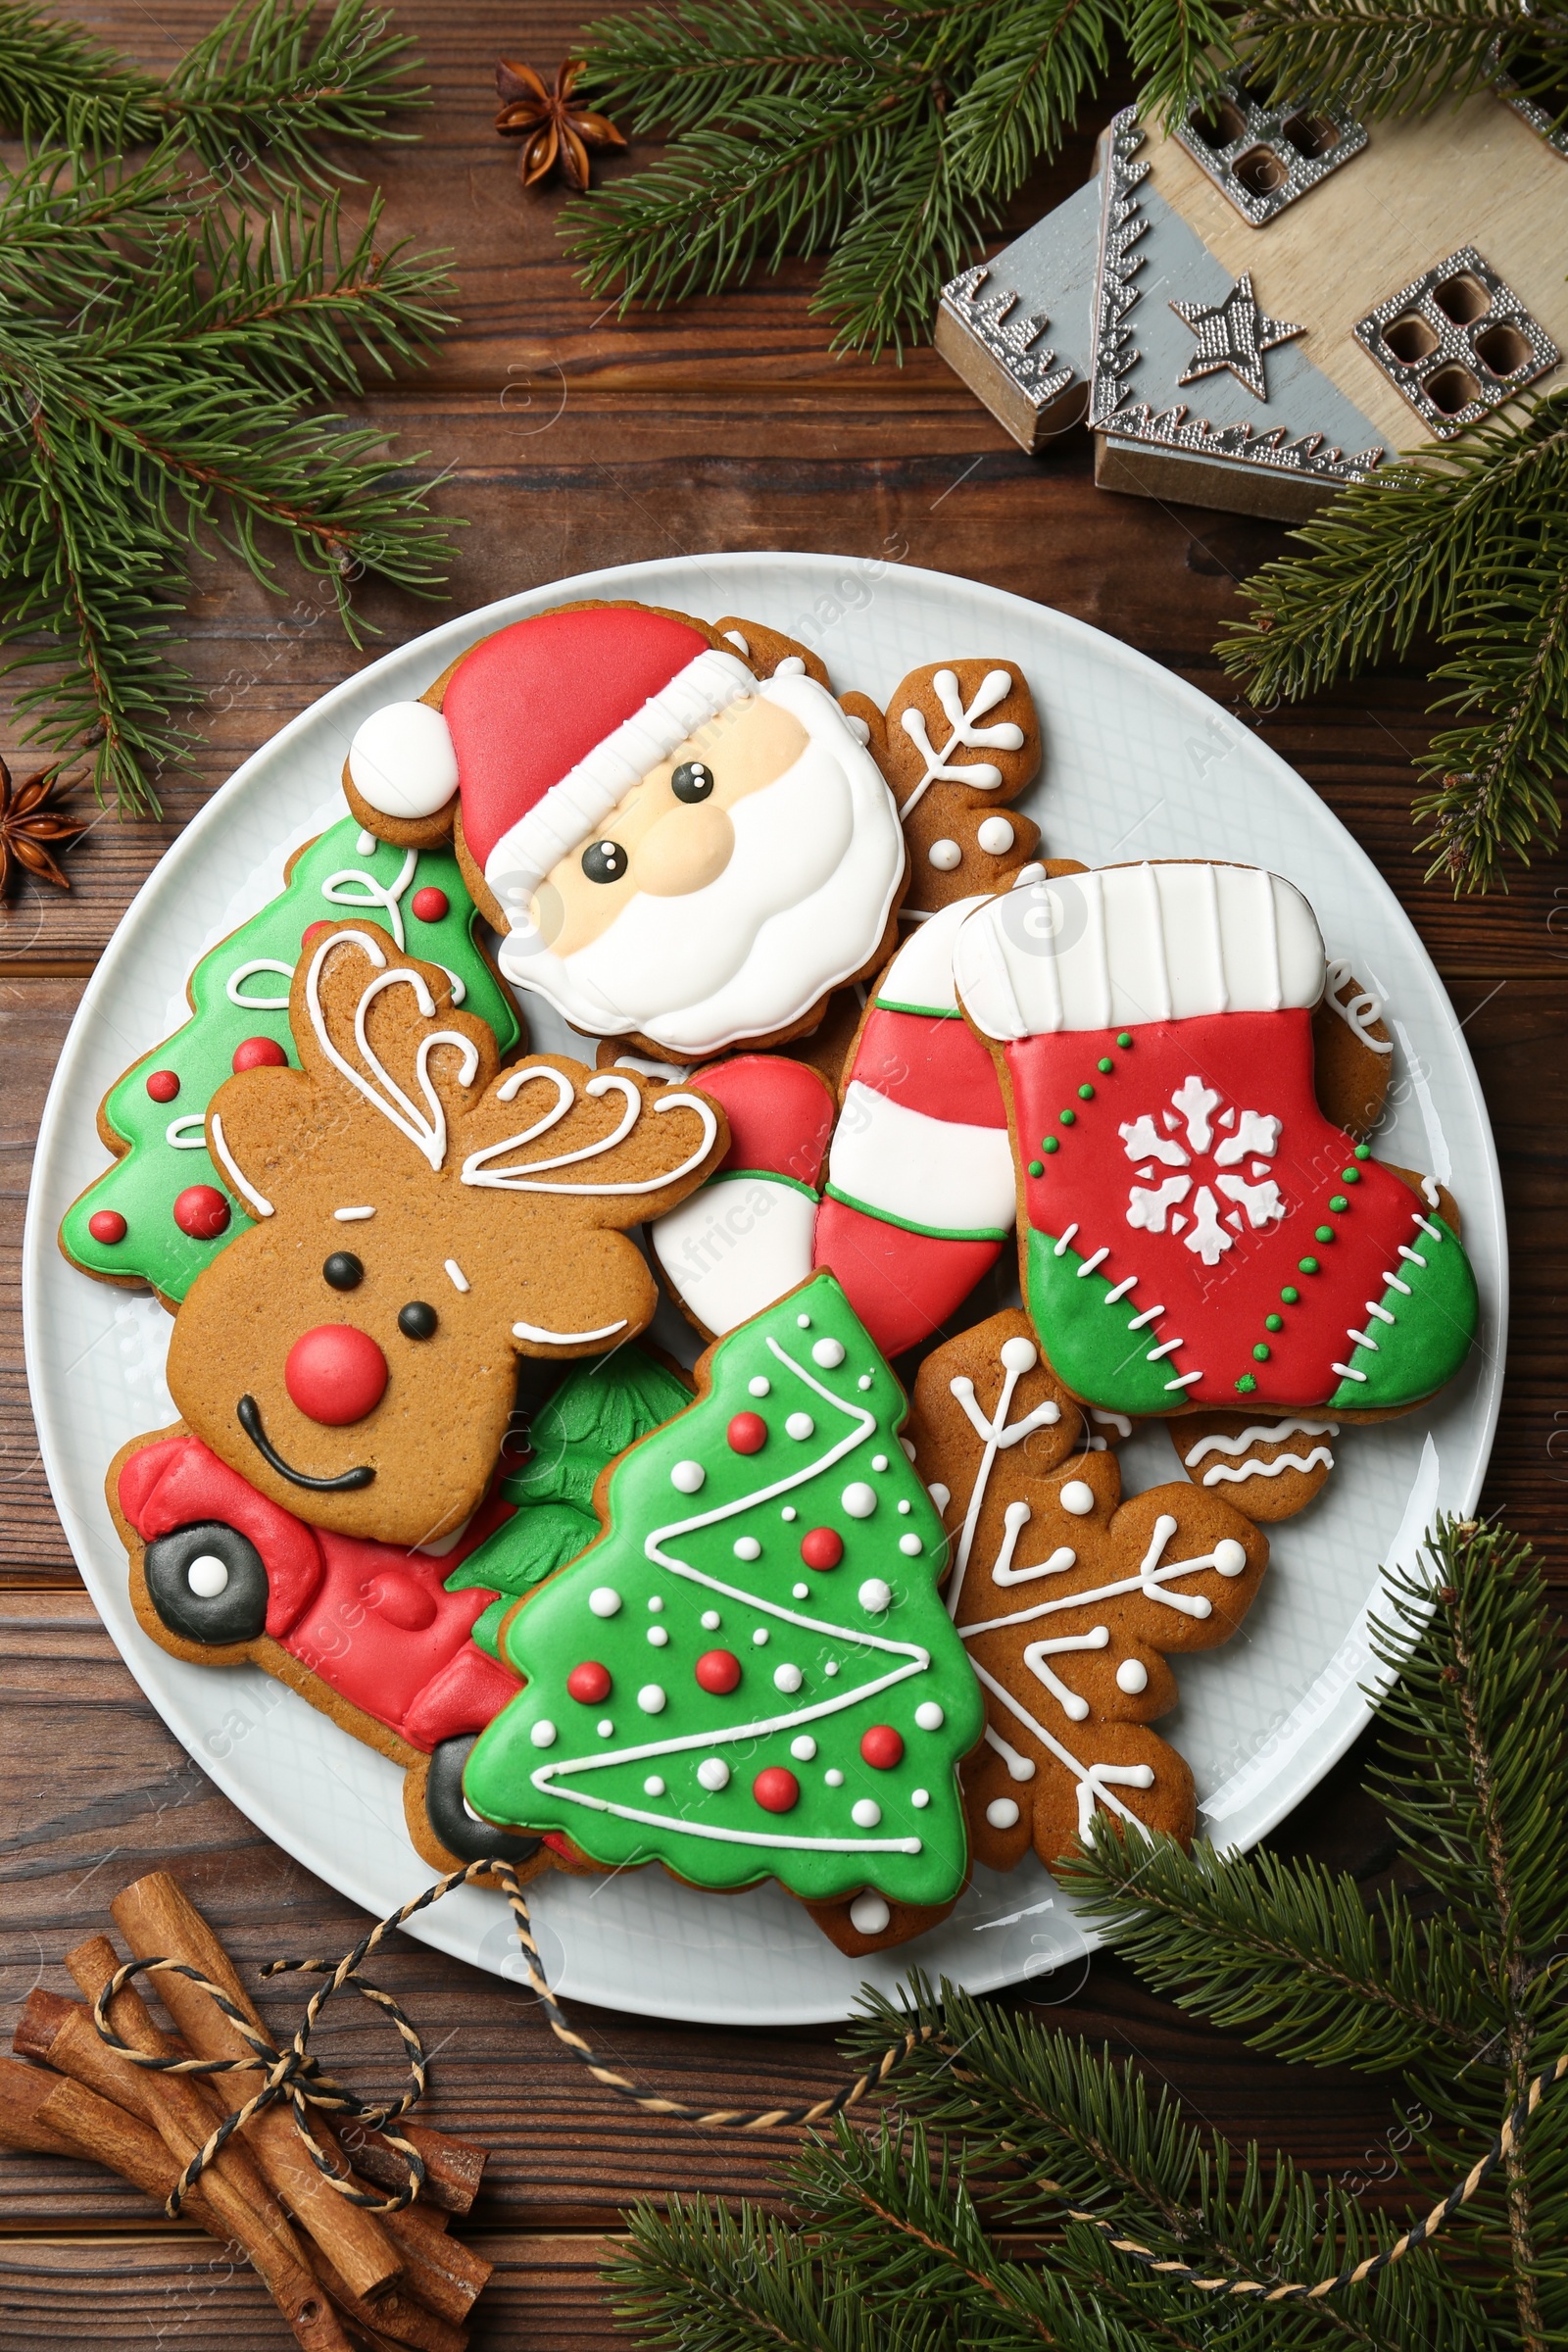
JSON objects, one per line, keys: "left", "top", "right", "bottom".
{"left": 334, "top": 1205, "right": 374, "bottom": 1221}
{"left": 984, "top": 1724, "right": 1037, "bottom": 1781}
{"left": 306, "top": 929, "right": 478, "bottom": 1170}
{"left": 969, "top": 1657, "right": 1153, "bottom": 1838}
{"left": 897, "top": 667, "right": 1023, "bottom": 823}
{"left": 1202, "top": 1449, "right": 1334, "bottom": 1487}
{"left": 166, "top": 1115, "right": 207, "bottom": 1150}
{"left": 512, "top": 1316, "right": 628, "bottom": 1347}
{"left": 444, "top": 1258, "right": 470, "bottom": 1294}
{"left": 321, "top": 848, "right": 417, "bottom": 952}
{"left": 226, "top": 958, "right": 293, "bottom": 1010}
{"left": 530, "top": 1333, "right": 939, "bottom": 1854}
{"left": 944, "top": 1344, "right": 1060, "bottom": 1623}
{"left": 208, "top": 1111, "right": 272, "bottom": 1218}
{"left": 958, "top": 1519, "right": 1245, "bottom": 1639}
{"left": 1324, "top": 957, "right": 1393, "bottom": 1053}
{"left": 1184, "top": 1418, "right": 1338, "bottom": 1467}
{"left": 461, "top": 1071, "right": 718, "bottom": 1197}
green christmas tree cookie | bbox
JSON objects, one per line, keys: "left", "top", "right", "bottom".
{"left": 463, "top": 1271, "right": 985, "bottom": 1920}
{"left": 61, "top": 818, "right": 519, "bottom": 1305}
{"left": 448, "top": 1347, "right": 693, "bottom": 1662}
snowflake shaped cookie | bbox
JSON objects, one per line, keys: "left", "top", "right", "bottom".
{"left": 1119, "top": 1074, "right": 1286, "bottom": 1267}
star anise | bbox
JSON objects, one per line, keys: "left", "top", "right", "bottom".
{"left": 0, "top": 757, "right": 82, "bottom": 895}
{"left": 494, "top": 59, "right": 626, "bottom": 192}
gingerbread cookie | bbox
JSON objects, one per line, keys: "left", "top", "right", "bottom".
{"left": 859, "top": 659, "right": 1043, "bottom": 910}
{"left": 342, "top": 599, "right": 908, "bottom": 1062}
{"left": 1313, "top": 958, "right": 1395, "bottom": 1138}
{"left": 163, "top": 923, "right": 726, "bottom": 1548}
{"left": 460, "top": 1271, "right": 985, "bottom": 1954}
{"left": 906, "top": 1311, "right": 1267, "bottom": 1866}
{"left": 59, "top": 817, "right": 518, "bottom": 1308}
{"left": 952, "top": 861, "right": 1479, "bottom": 1416}
{"left": 1169, "top": 1410, "right": 1337, "bottom": 1521}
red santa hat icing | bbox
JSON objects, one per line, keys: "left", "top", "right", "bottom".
{"left": 347, "top": 606, "right": 755, "bottom": 906}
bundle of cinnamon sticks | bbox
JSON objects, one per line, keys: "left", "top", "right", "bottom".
{"left": 0, "top": 1872, "right": 494, "bottom": 2351}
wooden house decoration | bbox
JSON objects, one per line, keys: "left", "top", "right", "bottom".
{"left": 936, "top": 85, "right": 1568, "bottom": 520}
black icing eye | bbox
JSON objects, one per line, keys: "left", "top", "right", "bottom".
{"left": 323, "top": 1252, "right": 364, "bottom": 1291}
{"left": 670, "top": 760, "right": 714, "bottom": 804}
{"left": 581, "top": 838, "right": 628, "bottom": 884}
{"left": 399, "top": 1300, "right": 439, "bottom": 1341}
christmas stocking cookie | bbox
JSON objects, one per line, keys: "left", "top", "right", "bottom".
{"left": 460, "top": 1271, "right": 986, "bottom": 1955}
{"left": 164, "top": 923, "right": 726, "bottom": 1548}
{"left": 341, "top": 599, "right": 907, "bottom": 1061}
{"left": 906, "top": 1311, "right": 1267, "bottom": 1864}
{"left": 952, "top": 862, "right": 1479, "bottom": 1415}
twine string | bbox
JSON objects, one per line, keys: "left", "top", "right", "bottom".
{"left": 92, "top": 1855, "right": 1565, "bottom": 2296}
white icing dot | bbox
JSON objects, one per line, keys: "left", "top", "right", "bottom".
{"left": 637, "top": 1685, "right": 666, "bottom": 1714}
{"left": 701, "top": 1609, "right": 721, "bottom": 1631}
{"left": 825, "top": 1768, "right": 845, "bottom": 1787}
{"left": 1116, "top": 1658, "right": 1150, "bottom": 1693}
{"left": 781, "top": 1505, "right": 798, "bottom": 1522}
{"left": 697, "top": 1757, "right": 730, "bottom": 1791}
{"left": 858, "top": 1578, "right": 892, "bottom": 1612}
{"left": 647, "top": 1626, "right": 669, "bottom": 1647}
{"left": 752, "top": 1628, "right": 769, "bottom": 1646}
{"left": 911, "top": 1788, "right": 930, "bottom": 1809}
{"left": 898, "top": 1498, "right": 911, "bottom": 1515}
{"left": 797, "top": 1313, "right": 811, "bottom": 1328}
{"left": 792, "top": 1582, "right": 809, "bottom": 1599}
{"left": 647, "top": 1595, "right": 663, "bottom": 1613}
{"left": 749, "top": 1376, "right": 771, "bottom": 1396}
{"left": 1060, "top": 1480, "right": 1095, "bottom": 1516}
{"left": 786, "top": 1413, "right": 814, "bottom": 1441}
{"left": 977, "top": 814, "right": 1016, "bottom": 855}
{"left": 824, "top": 1660, "right": 839, "bottom": 1677}
{"left": 598, "top": 1718, "right": 614, "bottom": 1738}
{"left": 901, "top": 1438, "right": 916, "bottom": 1461}
{"left": 186, "top": 1555, "right": 229, "bottom": 1598}
{"left": 1001, "top": 1335, "right": 1039, "bottom": 1374}
{"left": 773, "top": 1663, "right": 803, "bottom": 1693}
{"left": 1214, "top": 1539, "right": 1248, "bottom": 1577}
{"left": 928, "top": 1483, "right": 951, "bottom": 1511}
{"left": 914, "top": 1700, "right": 944, "bottom": 1732}
{"left": 791, "top": 1735, "right": 817, "bottom": 1761}
{"left": 871, "top": 1453, "right": 889, "bottom": 1473}
{"left": 899, "top": 1534, "right": 922, "bottom": 1556}
{"left": 986, "top": 1797, "right": 1021, "bottom": 1831}
{"left": 530, "top": 1719, "right": 557, "bottom": 1748}
{"left": 843, "top": 1482, "right": 877, "bottom": 1519}
{"left": 644, "top": 1776, "right": 665, "bottom": 1796}
{"left": 852, "top": 1797, "right": 882, "bottom": 1829}
{"left": 670, "top": 1460, "right": 706, "bottom": 1494}
{"left": 589, "top": 1588, "right": 621, "bottom": 1618}
{"left": 850, "top": 1892, "right": 890, "bottom": 1934}
{"left": 734, "top": 1536, "right": 761, "bottom": 1560}
{"left": 811, "top": 1336, "right": 846, "bottom": 1368}
{"left": 928, "top": 838, "right": 962, "bottom": 871}
{"left": 857, "top": 1374, "right": 873, "bottom": 1391}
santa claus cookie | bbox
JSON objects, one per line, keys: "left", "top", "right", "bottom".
{"left": 905, "top": 1311, "right": 1267, "bottom": 1866}
{"left": 460, "top": 1271, "right": 986, "bottom": 1955}
{"left": 854, "top": 660, "right": 1044, "bottom": 910}
{"left": 163, "top": 922, "right": 726, "bottom": 1549}
{"left": 952, "top": 861, "right": 1479, "bottom": 1417}
{"left": 342, "top": 599, "right": 908, "bottom": 1061}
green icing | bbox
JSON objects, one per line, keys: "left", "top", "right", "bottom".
{"left": 60, "top": 818, "right": 518, "bottom": 1304}
{"left": 1328, "top": 1214, "right": 1478, "bottom": 1409}
{"left": 462, "top": 1271, "right": 984, "bottom": 1906}
{"left": 1023, "top": 1226, "right": 1188, "bottom": 1413}
{"left": 448, "top": 1348, "right": 691, "bottom": 1659}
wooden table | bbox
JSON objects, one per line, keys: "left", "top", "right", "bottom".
{"left": 3, "top": 9, "right": 1563, "bottom": 2341}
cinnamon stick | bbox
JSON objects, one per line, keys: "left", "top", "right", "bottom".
{"left": 0, "top": 2054, "right": 84, "bottom": 2157}
{"left": 308, "top": 2248, "right": 470, "bottom": 2352}
{"left": 330, "top": 2118, "right": 485, "bottom": 2216}
{"left": 112, "top": 1874, "right": 404, "bottom": 2306}
{"left": 379, "top": 2199, "right": 492, "bottom": 2323}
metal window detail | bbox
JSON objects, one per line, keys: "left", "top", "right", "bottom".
{"left": 1175, "top": 79, "right": 1367, "bottom": 225}
{"left": 1352, "top": 248, "right": 1559, "bottom": 436}
{"left": 939, "top": 266, "right": 1076, "bottom": 413}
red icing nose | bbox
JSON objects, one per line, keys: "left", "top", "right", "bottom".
{"left": 284, "top": 1324, "right": 388, "bottom": 1426}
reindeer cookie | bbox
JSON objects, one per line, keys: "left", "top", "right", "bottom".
{"left": 906, "top": 1310, "right": 1267, "bottom": 1868}
{"left": 163, "top": 923, "right": 727, "bottom": 1549}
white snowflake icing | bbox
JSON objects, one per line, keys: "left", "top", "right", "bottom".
{"left": 1118, "top": 1078, "right": 1286, "bottom": 1267}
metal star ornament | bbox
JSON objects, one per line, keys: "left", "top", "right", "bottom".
{"left": 1169, "top": 272, "right": 1304, "bottom": 400}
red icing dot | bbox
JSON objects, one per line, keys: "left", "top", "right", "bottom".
{"left": 172, "top": 1184, "right": 230, "bottom": 1240}
{"left": 800, "top": 1527, "right": 844, "bottom": 1571}
{"left": 411, "top": 886, "right": 449, "bottom": 923}
{"left": 87, "top": 1209, "right": 126, "bottom": 1245}
{"left": 302, "top": 920, "right": 332, "bottom": 947}
{"left": 753, "top": 1767, "right": 800, "bottom": 1814}
{"left": 284, "top": 1323, "right": 388, "bottom": 1425}
{"left": 727, "top": 1412, "right": 767, "bottom": 1454}
{"left": 144, "top": 1069, "right": 179, "bottom": 1102}
{"left": 232, "top": 1036, "right": 288, "bottom": 1073}
{"left": 566, "top": 1661, "right": 612, "bottom": 1704}
{"left": 695, "top": 1649, "right": 741, "bottom": 1695}
{"left": 860, "top": 1724, "right": 904, "bottom": 1771}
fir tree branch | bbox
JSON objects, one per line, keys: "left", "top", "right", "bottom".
{"left": 943, "top": 0, "right": 1114, "bottom": 197}
{"left": 1234, "top": 0, "right": 1562, "bottom": 122}
{"left": 1127, "top": 0, "right": 1236, "bottom": 120}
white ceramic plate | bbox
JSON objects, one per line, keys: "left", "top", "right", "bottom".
{"left": 24, "top": 552, "right": 1506, "bottom": 2025}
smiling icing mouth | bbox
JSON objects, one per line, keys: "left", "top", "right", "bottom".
{"left": 236, "top": 1396, "right": 375, "bottom": 1492}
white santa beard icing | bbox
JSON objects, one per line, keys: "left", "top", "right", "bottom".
{"left": 498, "top": 676, "right": 903, "bottom": 1054}
{"left": 652, "top": 1173, "right": 818, "bottom": 1335}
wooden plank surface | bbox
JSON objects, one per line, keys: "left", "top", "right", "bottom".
{"left": 3, "top": 7, "right": 1564, "bottom": 2343}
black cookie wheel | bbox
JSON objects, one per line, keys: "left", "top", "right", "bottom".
{"left": 143, "top": 1521, "right": 270, "bottom": 1646}
{"left": 424, "top": 1736, "right": 540, "bottom": 1867}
